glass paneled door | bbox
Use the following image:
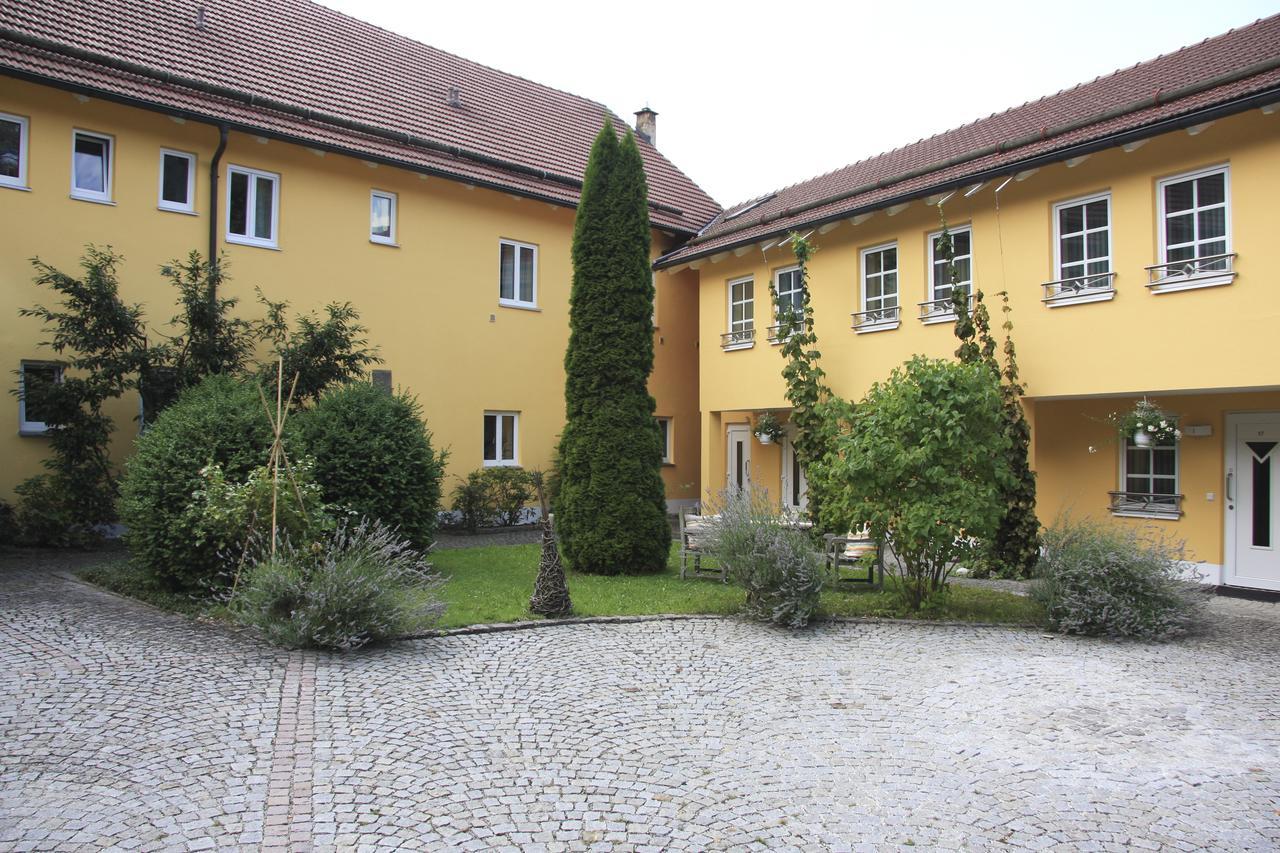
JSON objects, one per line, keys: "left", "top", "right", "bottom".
{"left": 1226, "top": 413, "right": 1280, "bottom": 591}
{"left": 726, "top": 424, "right": 752, "bottom": 493}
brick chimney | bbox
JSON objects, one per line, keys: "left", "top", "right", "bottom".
{"left": 634, "top": 107, "right": 657, "bottom": 147}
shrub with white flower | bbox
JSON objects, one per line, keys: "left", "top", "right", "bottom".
{"left": 1110, "top": 399, "right": 1180, "bottom": 443}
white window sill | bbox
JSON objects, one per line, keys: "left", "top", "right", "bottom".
{"left": 226, "top": 235, "right": 281, "bottom": 250}
{"left": 18, "top": 426, "right": 52, "bottom": 437}
{"left": 2, "top": 183, "right": 31, "bottom": 192}
{"left": 722, "top": 343, "right": 755, "bottom": 352}
{"left": 158, "top": 205, "right": 198, "bottom": 216}
{"left": 483, "top": 459, "right": 520, "bottom": 468}
{"left": 370, "top": 238, "right": 399, "bottom": 247}
{"left": 854, "top": 321, "right": 900, "bottom": 334}
{"left": 1110, "top": 510, "right": 1180, "bottom": 521}
{"left": 498, "top": 301, "right": 541, "bottom": 312}
{"left": 1148, "top": 273, "right": 1236, "bottom": 294}
{"left": 1046, "top": 290, "right": 1115, "bottom": 308}
{"left": 920, "top": 313, "right": 957, "bottom": 325}
{"left": 70, "top": 193, "right": 115, "bottom": 205}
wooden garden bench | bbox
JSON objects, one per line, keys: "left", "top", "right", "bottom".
{"left": 824, "top": 529, "right": 884, "bottom": 588}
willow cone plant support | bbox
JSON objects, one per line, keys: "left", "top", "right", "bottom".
{"left": 528, "top": 472, "right": 571, "bottom": 617}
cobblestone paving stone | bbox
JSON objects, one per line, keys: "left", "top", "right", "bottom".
{"left": 3, "top": 550, "right": 1280, "bottom": 851}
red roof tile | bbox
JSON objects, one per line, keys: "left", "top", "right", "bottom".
{"left": 0, "top": 0, "right": 721, "bottom": 234}
{"left": 659, "top": 15, "right": 1280, "bottom": 265}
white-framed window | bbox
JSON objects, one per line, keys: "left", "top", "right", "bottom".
{"left": 1152, "top": 165, "right": 1232, "bottom": 291}
{"left": 1115, "top": 437, "right": 1180, "bottom": 519}
{"left": 1055, "top": 193, "right": 1111, "bottom": 283}
{"left": 18, "top": 361, "right": 63, "bottom": 435}
{"left": 226, "top": 164, "right": 280, "bottom": 248}
{"left": 483, "top": 411, "right": 519, "bottom": 466}
{"left": 158, "top": 148, "right": 196, "bottom": 213}
{"left": 724, "top": 275, "right": 754, "bottom": 349}
{"left": 925, "top": 226, "right": 972, "bottom": 320}
{"left": 370, "top": 189, "right": 397, "bottom": 245}
{"left": 656, "top": 417, "right": 672, "bottom": 464}
{"left": 774, "top": 266, "right": 803, "bottom": 321}
{"left": 0, "top": 112, "right": 30, "bottom": 189}
{"left": 499, "top": 239, "right": 537, "bottom": 308}
{"left": 70, "top": 130, "right": 113, "bottom": 203}
{"left": 858, "top": 242, "right": 899, "bottom": 331}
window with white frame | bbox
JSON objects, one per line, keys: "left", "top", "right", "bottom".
{"left": 158, "top": 149, "right": 196, "bottom": 213}
{"left": 726, "top": 276, "right": 754, "bottom": 347}
{"left": 656, "top": 417, "right": 672, "bottom": 464}
{"left": 774, "top": 266, "right": 803, "bottom": 322}
{"left": 1055, "top": 193, "right": 1111, "bottom": 287}
{"left": 226, "top": 164, "right": 280, "bottom": 247}
{"left": 0, "top": 112, "right": 29, "bottom": 189}
{"left": 859, "top": 243, "right": 899, "bottom": 328}
{"left": 499, "top": 240, "right": 537, "bottom": 307}
{"left": 1116, "top": 437, "right": 1179, "bottom": 517}
{"left": 18, "top": 361, "right": 63, "bottom": 434}
{"left": 370, "top": 190, "right": 397, "bottom": 245}
{"left": 71, "top": 130, "right": 113, "bottom": 202}
{"left": 927, "top": 227, "right": 972, "bottom": 315}
{"left": 1157, "top": 165, "right": 1231, "bottom": 279}
{"left": 483, "top": 411, "right": 519, "bottom": 466}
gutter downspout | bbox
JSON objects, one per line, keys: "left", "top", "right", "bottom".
{"left": 208, "top": 125, "right": 228, "bottom": 310}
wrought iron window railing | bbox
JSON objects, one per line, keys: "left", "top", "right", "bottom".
{"left": 1145, "top": 252, "right": 1236, "bottom": 287}
{"left": 851, "top": 305, "right": 901, "bottom": 330}
{"left": 720, "top": 327, "right": 756, "bottom": 349}
{"left": 767, "top": 312, "right": 806, "bottom": 343}
{"left": 1042, "top": 271, "right": 1116, "bottom": 302}
{"left": 1108, "top": 491, "right": 1183, "bottom": 517}
{"left": 917, "top": 293, "right": 973, "bottom": 321}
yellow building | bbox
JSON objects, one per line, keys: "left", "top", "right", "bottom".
{"left": 656, "top": 17, "right": 1280, "bottom": 591}
{"left": 0, "top": 0, "right": 717, "bottom": 513}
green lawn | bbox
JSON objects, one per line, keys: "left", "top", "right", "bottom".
{"left": 434, "top": 543, "right": 1042, "bottom": 628}
{"left": 77, "top": 542, "right": 1042, "bottom": 629}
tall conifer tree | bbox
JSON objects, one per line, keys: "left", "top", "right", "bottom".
{"left": 554, "top": 121, "right": 670, "bottom": 574}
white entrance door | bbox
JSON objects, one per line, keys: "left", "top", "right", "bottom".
{"left": 1225, "top": 412, "right": 1280, "bottom": 591}
{"left": 726, "top": 425, "right": 752, "bottom": 493}
{"left": 781, "top": 435, "right": 808, "bottom": 514}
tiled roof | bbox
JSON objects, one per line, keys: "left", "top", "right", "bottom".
{"left": 658, "top": 14, "right": 1280, "bottom": 266}
{"left": 0, "top": 0, "right": 721, "bottom": 234}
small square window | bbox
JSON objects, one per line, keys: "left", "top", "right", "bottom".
{"left": 18, "top": 361, "right": 63, "bottom": 435}
{"left": 1113, "top": 437, "right": 1181, "bottom": 518}
{"left": 370, "top": 190, "right": 397, "bottom": 245}
{"left": 226, "top": 164, "right": 280, "bottom": 248}
{"left": 158, "top": 149, "right": 196, "bottom": 213}
{"left": 499, "top": 240, "right": 537, "bottom": 308}
{"left": 0, "top": 112, "right": 30, "bottom": 189}
{"left": 656, "top": 417, "right": 672, "bottom": 464}
{"left": 71, "top": 130, "right": 113, "bottom": 203}
{"left": 483, "top": 411, "right": 519, "bottom": 466}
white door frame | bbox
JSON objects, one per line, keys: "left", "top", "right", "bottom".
{"left": 1224, "top": 411, "right": 1280, "bottom": 591}
{"left": 726, "top": 424, "right": 752, "bottom": 493}
{"left": 780, "top": 433, "right": 808, "bottom": 514}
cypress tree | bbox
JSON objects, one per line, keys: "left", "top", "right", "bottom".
{"left": 554, "top": 121, "right": 670, "bottom": 574}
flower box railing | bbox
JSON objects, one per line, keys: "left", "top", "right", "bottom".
{"left": 1108, "top": 491, "right": 1183, "bottom": 517}
{"left": 1042, "top": 271, "right": 1116, "bottom": 303}
{"left": 721, "top": 328, "right": 756, "bottom": 349}
{"left": 767, "top": 313, "right": 805, "bottom": 343}
{"left": 851, "top": 305, "right": 900, "bottom": 330}
{"left": 917, "top": 293, "right": 973, "bottom": 321}
{"left": 1145, "top": 252, "right": 1236, "bottom": 287}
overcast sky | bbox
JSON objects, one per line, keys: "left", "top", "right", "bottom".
{"left": 319, "top": 0, "right": 1277, "bottom": 207}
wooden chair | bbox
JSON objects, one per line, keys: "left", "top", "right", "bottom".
{"left": 679, "top": 505, "right": 725, "bottom": 582}
{"left": 824, "top": 528, "right": 884, "bottom": 588}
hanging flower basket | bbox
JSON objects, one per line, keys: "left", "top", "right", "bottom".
{"left": 753, "top": 412, "right": 784, "bottom": 445}
{"left": 1110, "top": 399, "right": 1181, "bottom": 446}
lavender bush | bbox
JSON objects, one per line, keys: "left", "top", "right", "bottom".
{"left": 230, "top": 517, "right": 445, "bottom": 650}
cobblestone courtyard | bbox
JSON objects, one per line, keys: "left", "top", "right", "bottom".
{"left": 2, "top": 551, "right": 1279, "bottom": 851}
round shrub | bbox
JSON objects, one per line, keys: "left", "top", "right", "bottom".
{"left": 290, "top": 382, "right": 445, "bottom": 547}
{"left": 118, "top": 374, "right": 273, "bottom": 589}
{"left": 1032, "top": 517, "right": 1207, "bottom": 641}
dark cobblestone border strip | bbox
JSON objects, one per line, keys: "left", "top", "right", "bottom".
{"left": 264, "top": 650, "right": 315, "bottom": 852}
{"left": 406, "top": 612, "right": 1043, "bottom": 640}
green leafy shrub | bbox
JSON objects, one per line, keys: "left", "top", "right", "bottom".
{"left": 449, "top": 471, "right": 493, "bottom": 533}
{"left": 118, "top": 374, "right": 273, "bottom": 589}
{"left": 482, "top": 467, "right": 533, "bottom": 526}
{"left": 12, "top": 474, "right": 98, "bottom": 548}
{"left": 229, "top": 517, "right": 445, "bottom": 650}
{"left": 191, "top": 457, "right": 334, "bottom": 570}
{"left": 289, "top": 382, "right": 444, "bottom": 547}
{"left": 705, "top": 488, "right": 824, "bottom": 628}
{"left": 0, "top": 498, "right": 16, "bottom": 546}
{"left": 1032, "top": 518, "right": 1206, "bottom": 640}
{"left": 816, "top": 356, "right": 1012, "bottom": 610}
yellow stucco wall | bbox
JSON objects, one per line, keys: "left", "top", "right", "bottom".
{"left": 690, "top": 106, "right": 1279, "bottom": 560}
{"left": 0, "top": 79, "right": 701, "bottom": 507}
